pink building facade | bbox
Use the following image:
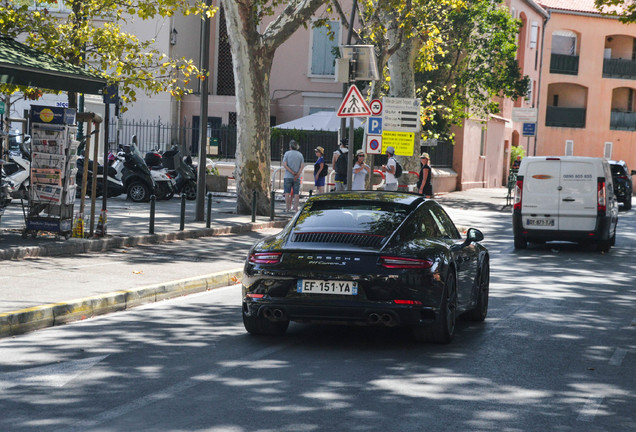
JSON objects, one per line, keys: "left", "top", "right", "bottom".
{"left": 536, "top": 0, "right": 636, "bottom": 171}
{"left": 452, "top": 0, "right": 548, "bottom": 190}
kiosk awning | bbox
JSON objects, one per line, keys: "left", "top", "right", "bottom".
{"left": 0, "top": 37, "right": 106, "bottom": 95}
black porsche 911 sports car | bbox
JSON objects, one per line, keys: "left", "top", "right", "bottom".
{"left": 242, "top": 192, "right": 489, "bottom": 344}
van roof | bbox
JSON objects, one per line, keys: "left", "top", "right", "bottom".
{"left": 522, "top": 156, "right": 606, "bottom": 163}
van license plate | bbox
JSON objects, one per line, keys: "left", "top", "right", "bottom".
{"left": 297, "top": 280, "right": 358, "bottom": 295}
{"left": 526, "top": 218, "right": 555, "bottom": 226}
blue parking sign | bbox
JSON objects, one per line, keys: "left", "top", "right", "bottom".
{"left": 367, "top": 116, "right": 382, "bottom": 135}
{"left": 522, "top": 122, "right": 536, "bottom": 137}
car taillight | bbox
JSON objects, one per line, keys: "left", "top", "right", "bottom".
{"left": 393, "top": 299, "right": 423, "bottom": 305}
{"left": 513, "top": 179, "right": 523, "bottom": 211}
{"left": 380, "top": 256, "right": 434, "bottom": 269}
{"left": 597, "top": 180, "right": 607, "bottom": 213}
{"left": 617, "top": 175, "right": 628, "bottom": 180}
{"left": 249, "top": 252, "right": 282, "bottom": 264}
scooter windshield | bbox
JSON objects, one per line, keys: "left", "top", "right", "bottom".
{"left": 130, "top": 144, "right": 151, "bottom": 176}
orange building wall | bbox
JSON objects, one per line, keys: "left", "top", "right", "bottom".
{"left": 537, "top": 11, "right": 636, "bottom": 168}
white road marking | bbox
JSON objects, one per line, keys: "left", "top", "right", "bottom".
{"left": 0, "top": 355, "right": 109, "bottom": 391}
{"left": 57, "top": 343, "right": 291, "bottom": 432}
{"left": 577, "top": 395, "right": 604, "bottom": 422}
{"left": 609, "top": 348, "right": 627, "bottom": 366}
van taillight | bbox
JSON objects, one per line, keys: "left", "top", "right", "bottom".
{"left": 597, "top": 180, "right": 607, "bottom": 214}
{"left": 513, "top": 180, "right": 523, "bottom": 211}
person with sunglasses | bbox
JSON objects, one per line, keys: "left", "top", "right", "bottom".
{"left": 352, "top": 149, "right": 371, "bottom": 190}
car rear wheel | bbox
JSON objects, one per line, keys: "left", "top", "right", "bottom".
{"left": 243, "top": 305, "right": 289, "bottom": 336}
{"left": 413, "top": 272, "right": 457, "bottom": 344}
{"left": 514, "top": 234, "right": 527, "bottom": 249}
{"left": 597, "top": 238, "right": 612, "bottom": 253}
{"left": 624, "top": 195, "right": 632, "bottom": 210}
{"left": 466, "top": 258, "right": 489, "bottom": 322}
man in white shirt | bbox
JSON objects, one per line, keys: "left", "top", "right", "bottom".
{"left": 381, "top": 146, "right": 398, "bottom": 191}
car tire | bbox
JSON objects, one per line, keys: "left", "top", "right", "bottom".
{"left": 466, "top": 257, "right": 489, "bottom": 322}
{"left": 624, "top": 195, "right": 632, "bottom": 211}
{"left": 413, "top": 272, "right": 457, "bottom": 344}
{"left": 128, "top": 182, "right": 150, "bottom": 202}
{"left": 183, "top": 180, "right": 197, "bottom": 200}
{"left": 597, "top": 238, "right": 612, "bottom": 253}
{"left": 243, "top": 305, "right": 289, "bottom": 336}
{"left": 514, "top": 234, "right": 527, "bottom": 249}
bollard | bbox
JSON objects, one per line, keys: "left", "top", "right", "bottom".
{"left": 251, "top": 190, "right": 257, "bottom": 223}
{"left": 149, "top": 195, "right": 156, "bottom": 234}
{"left": 180, "top": 193, "right": 186, "bottom": 231}
{"left": 270, "top": 190, "right": 275, "bottom": 221}
{"left": 206, "top": 192, "right": 212, "bottom": 228}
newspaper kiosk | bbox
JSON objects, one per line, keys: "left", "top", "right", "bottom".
{"left": 23, "top": 106, "right": 78, "bottom": 239}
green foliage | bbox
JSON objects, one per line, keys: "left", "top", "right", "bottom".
{"left": 415, "top": 0, "right": 528, "bottom": 140}
{"left": 0, "top": 0, "right": 216, "bottom": 108}
{"left": 510, "top": 145, "right": 525, "bottom": 166}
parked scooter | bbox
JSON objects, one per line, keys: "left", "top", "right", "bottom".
{"left": 75, "top": 153, "right": 126, "bottom": 198}
{"left": 120, "top": 142, "right": 156, "bottom": 202}
{"left": 142, "top": 142, "right": 176, "bottom": 200}
{"left": 161, "top": 145, "right": 197, "bottom": 200}
{"left": 0, "top": 159, "right": 11, "bottom": 218}
{"left": 3, "top": 138, "right": 31, "bottom": 200}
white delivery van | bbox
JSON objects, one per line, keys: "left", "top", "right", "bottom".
{"left": 512, "top": 156, "right": 618, "bottom": 252}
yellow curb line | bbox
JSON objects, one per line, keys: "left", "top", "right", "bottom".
{"left": 0, "top": 267, "right": 243, "bottom": 338}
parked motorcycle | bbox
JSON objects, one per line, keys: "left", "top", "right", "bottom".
{"left": 75, "top": 153, "right": 126, "bottom": 198}
{"left": 143, "top": 145, "right": 177, "bottom": 201}
{"left": 0, "top": 159, "right": 11, "bottom": 218}
{"left": 120, "top": 143, "right": 156, "bottom": 202}
{"left": 161, "top": 145, "right": 197, "bottom": 200}
{"left": 3, "top": 138, "right": 31, "bottom": 200}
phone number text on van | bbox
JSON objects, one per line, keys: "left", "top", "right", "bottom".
{"left": 562, "top": 174, "right": 593, "bottom": 181}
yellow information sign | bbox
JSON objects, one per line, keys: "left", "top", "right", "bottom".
{"left": 381, "top": 130, "right": 415, "bottom": 156}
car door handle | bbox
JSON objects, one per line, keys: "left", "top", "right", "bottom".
{"left": 562, "top": 198, "right": 575, "bottom": 202}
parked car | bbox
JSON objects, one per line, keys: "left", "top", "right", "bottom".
{"left": 513, "top": 156, "right": 619, "bottom": 252}
{"left": 609, "top": 160, "right": 634, "bottom": 210}
{"left": 241, "top": 192, "right": 490, "bottom": 344}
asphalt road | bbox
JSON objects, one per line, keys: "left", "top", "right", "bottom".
{"left": 0, "top": 191, "right": 634, "bottom": 432}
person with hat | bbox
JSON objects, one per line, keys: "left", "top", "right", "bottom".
{"left": 352, "top": 149, "right": 371, "bottom": 190}
{"left": 313, "top": 146, "right": 326, "bottom": 193}
{"left": 332, "top": 138, "right": 349, "bottom": 191}
{"left": 381, "top": 146, "right": 398, "bottom": 191}
{"left": 417, "top": 152, "right": 433, "bottom": 198}
{"left": 282, "top": 139, "right": 304, "bottom": 212}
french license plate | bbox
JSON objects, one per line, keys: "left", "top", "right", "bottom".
{"left": 526, "top": 218, "right": 555, "bottom": 226}
{"left": 297, "top": 279, "right": 358, "bottom": 295}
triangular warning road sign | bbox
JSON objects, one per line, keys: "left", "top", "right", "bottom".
{"left": 337, "top": 85, "right": 372, "bottom": 117}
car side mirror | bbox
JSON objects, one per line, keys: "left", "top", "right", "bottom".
{"left": 466, "top": 228, "right": 484, "bottom": 243}
{"left": 631, "top": 170, "right": 636, "bottom": 176}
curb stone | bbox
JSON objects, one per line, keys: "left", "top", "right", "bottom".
{"left": 0, "top": 268, "right": 243, "bottom": 338}
{"left": 0, "top": 220, "right": 288, "bottom": 260}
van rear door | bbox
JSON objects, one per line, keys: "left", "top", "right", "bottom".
{"left": 522, "top": 159, "right": 561, "bottom": 230}
{"left": 559, "top": 161, "right": 597, "bottom": 231}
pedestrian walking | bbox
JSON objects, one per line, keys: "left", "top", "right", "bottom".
{"left": 313, "top": 146, "right": 326, "bottom": 194}
{"left": 381, "top": 146, "right": 398, "bottom": 191}
{"left": 332, "top": 139, "right": 349, "bottom": 191}
{"left": 352, "top": 149, "right": 371, "bottom": 190}
{"left": 282, "top": 139, "right": 304, "bottom": 212}
{"left": 417, "top": 152, "right": 433, "bottom": 198}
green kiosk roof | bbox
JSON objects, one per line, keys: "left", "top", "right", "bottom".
{"left": 0, "top": 37, "right": 106, "bottom": 95}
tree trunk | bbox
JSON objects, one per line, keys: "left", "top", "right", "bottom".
{"left": 386, "top": 31, "right": 423, "bottom": 183}
{"left": 221, "top": 0, "right": 328, "bottom": 215}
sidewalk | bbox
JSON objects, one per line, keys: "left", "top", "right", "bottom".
{"left": 0, "top": 188, "right": 512, "bottom": 339}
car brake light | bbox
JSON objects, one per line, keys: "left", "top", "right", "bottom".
{"left": 513, "top": 179, "right": 523, "bottom": 211}
{"left": 247, "top": 293, "right": 265, "bottom": 299}
{"left": 249, "top": 252, "right": 282, "bottom": 264}
{"left": 393, "top": 299, "right": 423, "bottom": 305}
{"left": 617, "top": 175, "right": 628, "bottom": 180}
{"left": 380, "top": 256, "right": 433, "bottom": 269}
{"left": 597, "top": 180, "right": 607, "bottom": 213}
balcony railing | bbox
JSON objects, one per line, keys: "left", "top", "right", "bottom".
{"left": 546, "top": 106, "right": 586, "bottom": 128}
{"left": 550, "top": 53, "right": 579, "bottom": 75}
{"left": 603, "top": 58, "right": 636, "bottom": 80}
{"left": 610, "top": 110, "right": 636, "bottom": 130}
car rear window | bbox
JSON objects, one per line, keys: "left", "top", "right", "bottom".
{"left": 610, "top": 164, "right": 626, "bottom": 176}
{"left": 294, "top": 201, "right": 409, "bottom": 236}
